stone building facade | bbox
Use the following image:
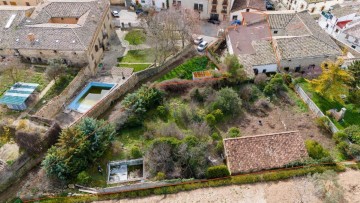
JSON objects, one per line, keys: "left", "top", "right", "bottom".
{"left": 0, "top": 0, "right": 42, "bottom": 6}
{"left": 0, "top": 0, "right": 114, "bottom": 75}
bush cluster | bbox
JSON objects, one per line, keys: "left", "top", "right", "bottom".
{"left": 206, "top": 165, "right": 230, "bottom": 179}
{"left": 333, "top": 125, "right": 360, "bottom": 159}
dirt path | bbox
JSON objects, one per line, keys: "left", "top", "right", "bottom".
{"left": 96, "top": 170, "right": 360, "bottom": 203}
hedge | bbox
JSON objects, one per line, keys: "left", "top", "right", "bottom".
{"left": 31, "top": 165, "right": 345, "bottom": 203}
{"left": 206, "top": 165, "right": 230, "bottom": 179}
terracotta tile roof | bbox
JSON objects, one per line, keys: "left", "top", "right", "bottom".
{"left": 224, "top": 131, "right": 308, "bottom": 174}
{"left": 231, "top": 0, "right": 266, "bottom": 12}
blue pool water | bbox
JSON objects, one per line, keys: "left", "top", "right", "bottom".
{"left": 68, "top": 82, "right": 115, "bottom": 113}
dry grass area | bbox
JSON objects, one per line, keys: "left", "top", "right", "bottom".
{"left": 97, "top": 170, "right": 360, "bottom": 203}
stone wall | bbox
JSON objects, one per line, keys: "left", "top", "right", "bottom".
{"left": 35, "top": 67, "right": 91, "bottom": 119}
{"left": 69, "top": 44, "right": 196, "bottom": 127}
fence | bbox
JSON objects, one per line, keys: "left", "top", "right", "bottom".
{"left": 68, "top": 45, "right": 196, "bottom": 127}
{"left": 294, "top": 84, "right": 339, "bottom": 133}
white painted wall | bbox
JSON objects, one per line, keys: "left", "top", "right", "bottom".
{"left": 169, "top": 0, "right": 209, "bottom": 19}
{"left": 253, "top": 64, "right": 278, "bottom": 74}
{"left": 281, "top": 0, "right": 343, "bottom": 15}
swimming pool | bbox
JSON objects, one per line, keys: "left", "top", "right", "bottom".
{"left": 68, "top": 82, "right": 115, "bottom": 113}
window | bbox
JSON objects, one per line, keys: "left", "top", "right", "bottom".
{"left": 326, "top": 23, "right": 329, "bottom": 28}
{"left": 141, "top": 0, "right": 145, "bottom": 3}
{"left": 232, "top": 15, "right": 238, "bottom": 20}
{"left": 3, "top": 1, "right": 7, "bottom": 5}
{"left": 345, "top": 34, "right": 349, "bottom": 39}
{"left": 284, "top": 67, "right": 289, "bottom": 71}
{"left": 300, "top": 4, "right": 304, "bottom": 9}
{"left": 40, "top": 52, "right": 43, "bottom": 55}
{"left": 73, "top": 52, "right": 77, "bottom": 55}
{"left": 320, "top": 6, "right": 325, "bottom": 11}
{"left": 38, "top": 58, "right": 42, "bottom": 62}
{"left": 273, "top": 30, "right": 278, "bottom": 34}
{"left": 95, "top": 45, "right": 99, "bottom": 52}
{"left": 91, "top": 54, "right": 94, "bottom": 60}
{"left": 352, "top": 45, "right": 356, "bottom": 49}
{"left": 335, "top": 29, "right": 339, "bottom": 33}
{"left": 177, "top": 1, "right": 181, "bottom": 6}
{"left": 26, "top": 2, "right": 30, "bottom": 6}
{"left": 310, "top": 7, "right": 315, "bottom": 13}
{"left": 246, "top": 9, "right": 250, "bottom": 12}
{"left": 199, "top": 4, "right": 203, "bottom": 11}
{"left": 53, "top": 50, "right": 57, "bottom": 53}
{"left": 194, "top": 3, "right": 198, "bottom": 10}
{"left": 262, "top": 69, "right": 267, "bottom": 73}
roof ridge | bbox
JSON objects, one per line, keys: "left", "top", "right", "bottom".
{"left": 224, "top": 130, "right": 300, "bottom": 141}
{"left": 71, "top": 28, "right": 87, "bottom": 50}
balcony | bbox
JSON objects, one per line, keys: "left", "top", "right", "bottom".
{"left": 223, "top": 0, "right": 228, "bottom": 5}
{"left": 221, "top": 9, "right": 227, "bottom": 13}
{"left": 211, "top": 8, "right": 217, "bottom": 13}
{"left": 212, "top": 0, "right": 218, "bottom": 5}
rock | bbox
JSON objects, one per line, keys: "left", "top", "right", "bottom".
{"left": 68, "top": 184, "right": 75, "bottom": 189}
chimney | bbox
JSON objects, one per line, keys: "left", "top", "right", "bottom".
{"left": 27, "top": 33, "right": 35, "bottom": 44}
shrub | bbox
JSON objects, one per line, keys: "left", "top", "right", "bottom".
{"left": 211, "top": 87, "right": 242, "bottom": 116}
{"left": 254, "top": 74, "right": 268, "bottom": 90}
{"left": 216, "top": 141, "right": 224, "bottom": 155}
{"left": 333, "top": 131, "right": 347, "bottom": 144}
{"left": 305, "top": 140, "right": 331, "bottom": 160}
{"left": 263, "top": 74, "right": 286, "bottom": 96}
{"left": 206, "top": 165, "right": 230, "bottom": 179}
{"left": 348, "top": 144, "right": 360, "bottom": 157}
{"left": 156, "top": 105, "right": 167, "bottom": 118}
{"left": 343, "top": 125, "right": 360, "bottom": 144}
{"left": 77, "top": 171, "right": 91, "bottom": 185}
{"left": 227, "top": 127, "right": 241, "bottom": 138}
{"left": 336, "top": 141, "right": 350, "bottom": 158}
{"left": 211, "top": 132, "right": 221, "bottom": 141}
{"left": 16, "top": 119, "right": 28, "bottom": 131}
{"left": 212, "top": 109, "right": 224, "bottom": 122}
{"left": 191, "top": 88, "right": 204, "bottom": 103}
{"left": 205, "top": 114, "right": 216, "bottom": 126}
{"left": 155, "top": 172, "right": 166, "bottom": 181}
{"left": 315, "top": 117, "right": 331, "bottom": 132}
{"left": 130, "top": 146, "right": 142, "bottom": 159}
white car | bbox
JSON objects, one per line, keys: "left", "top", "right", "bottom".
{"left": 112, "top": 10, "right": 120, "bottom": 17}
{"left": 197, "top": 41, "right": 208, "bottom": 52}
{"left": 194, "top": 36, "right": 203, "bottom": 45}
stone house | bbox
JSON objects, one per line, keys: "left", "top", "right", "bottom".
{"left": 280, "top": 0, "right": 343, "bottom": 15}
{"left": 0, "top": 0, "right": 114, "bottom": 75}
{"left": 229, "top": 0, "right": 266, "bottom": 22}
{"left": 0, "top": 0, "right": 42, "bottom": 6}
{"left": 223, "top": 131, "right": 308, "bottom": 174}
{"left": 318, "top": 4, "right": 360, "bottom": 53}
{"left": 226, "top": 11, "right": 341, "bottom": 77}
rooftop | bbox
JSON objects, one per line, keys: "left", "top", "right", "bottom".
{"left": 344, "top": 24, "right": 360, "bottom": 38}
{"left": 231, "top": 0, "right": 266, "bottom": 12}
{"left": 330, "top": 4, "right": 360, "bottom": 18}
{"left": 224, "top": 131, "right": 308, "bottom": 174}
{"left": 0, "top": 0, "right": 109, "bottom": 51}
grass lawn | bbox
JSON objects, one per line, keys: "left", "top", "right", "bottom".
{"left": 124, "top": 29, "right": 146, "bottom": 45}
{"left": 118, "top": 63, "right": 151, "bottom": 72}
{"left": 0, "top": 67, "right": 48, "bottom": 96}
{"left": 158, "top": 56, "right": 213, "bottom": 81}
{"left": 118, "top": 49, "right": 155, "bottom": 63}
{"left": 299, "top": 81, "right": 360, "bottom": 128}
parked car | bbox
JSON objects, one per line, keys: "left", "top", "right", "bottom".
{"left": 208, "top": 19, "right": 220, "bottom": 25}
{"left": 266, "top": 1, "right": 274, "bottom": 10}
{"left": 136, "top": 9, "right": 144, "bottom": 15}
{"left": 197, "top": 41, "right": 208, "bottom": 52}
{"left": 194, "top": 36, "right": 203, "bottom": 45}
{"left": 111, "top": 10, "right": 120, "bottom": 17}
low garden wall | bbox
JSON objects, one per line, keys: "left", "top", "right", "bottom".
{"left": 35, "top": 67, "right": 91, "bottom": 119}
{"left": 294, "top": 84, "right": 339, "bottom": 133}
{"left": 69, "top": 45, "right": 196, "bottom": 127}
{"left": 0, "top": 117, "right": 61, "bottom": 193}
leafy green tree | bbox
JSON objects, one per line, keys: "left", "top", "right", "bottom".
{"left": 263, "top": 73, "right": 286, "bottom": 96}
{"left": 305, "top": 140, "right": 331, "bottom": 160}
{"left": 224, "top": 54, "right": 246, "bottom": 81}
{"left": 348, "top": 60, "right": 360, "bottom": 87}
{"left": 42, "top": 118, "right": 115, "bottom": 180}
{"left": 212, "top": 109, "right": 224, "bottom": 122}
{"left": 212, "top": 87, "right": 242, "bottom": 116}
{"left": 211, "top": 132, "right": 221, "bottom": 141}
{"left": 309, "top": 60, "right": 354, "bottom": 104}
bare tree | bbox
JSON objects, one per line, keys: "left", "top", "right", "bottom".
{"left": 144, "top": 8, "right": 200, "bottom": 65}
{"left": 46, "top": 59, "right": 67, "bottom": 82}
{"left": 0, "top": 56, "right": 25, "bottom": 83}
